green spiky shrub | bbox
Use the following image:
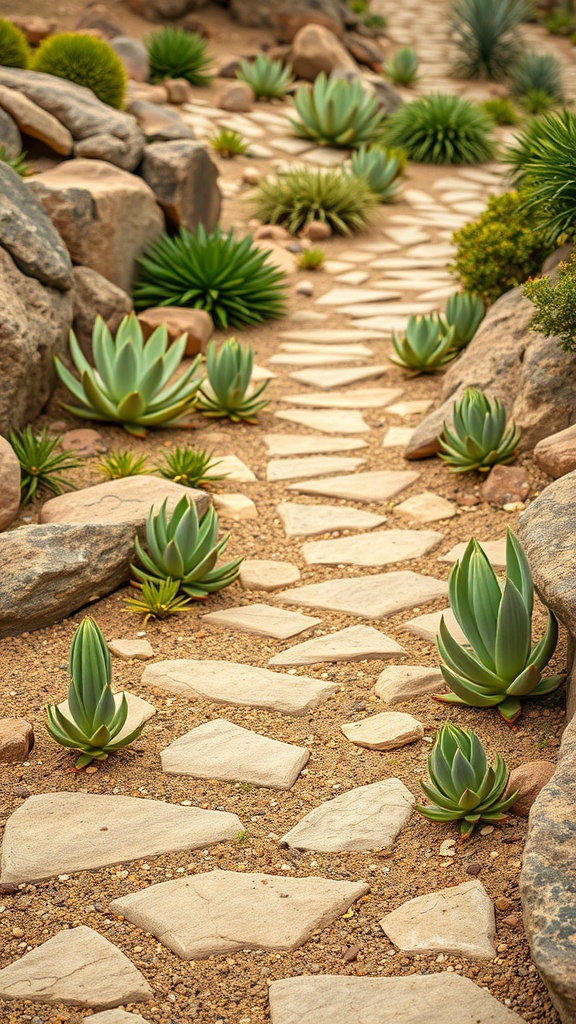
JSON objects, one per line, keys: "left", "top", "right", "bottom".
{"left": 146, "top": 26, "right": 212, "bottom": 86}
{"left": 434, "top": 531, "right": 563, "bottom": 723}
{"left": 291, "top": 71, "right": 386, "bottom": 148}
{"left": 523, "top": 251, "right": 576, "bottom": 352}
{"left": 506, "top": 114, "right": 552, "bottom": 184}
{"left": 0, "top": 147, "right": 30, "bottom": 176}
{"left": 296, "top": 248, "right": 325, "bottom": 270}
{"left": 510, "top": 50, "right": 563, "bottom": 107}
{"left": 450, "top": 0, "right": 528, "bottom": 80}
{"left": 0, "top": 18, "right": 30, "bottom": 68}
{"left": 389, "top": 316, "right": 457, "bottom": 374}
{"left": 157, "top": 446, "right": 227, "bottom": 487}
{"left": 253, "top": 167, "right": 377, "bottom": 236}
{"left": 545, "top": 8, "right": 575, "bottom": 35}
{"left": 347, "top": 146, "right": 401, "bottom": 202}
{"left": 33, "top": 33, "right": 126, "bottom": 109}
{"left": 438, "top": 386, "right": 520, "bottom": 472}
{"left": 479, "top": 98, "right": 520, "bottom": 125}
{"left": 10, "top": 426, "right": 82, "bottom": 505}
{"left": 383, "top": 47, "right": 420, "bottom": 86}
{"left": 382, "top": 93, "right": 495, "bottom": 165}
{"left": 507, "top": 110, "right": 576, "bottom": 244}
{"left": 237, "top": 54, "right": 293, "bottom": 100}
{"left": 98, "top": 451, "right": 148, "bottom": 480}
{"left": 519, "top": 88, "right": 556, "bottom": 115}
{"left": 197, "top": 338, "right": 269, "bottom": 423}
{"left": 125, "top": 578, "right": 193, "bottom": 623}
{"left": 46, "top": 617, "right": 145, "bottom": 768}
{"left": 209, "top": 128, "right": 249, "bottom": 158}
{"left": 134, "top": 226, "right": 287, "bottom": 329}
{"left": 450, "top": 190, "right": 550, "bottom": 305}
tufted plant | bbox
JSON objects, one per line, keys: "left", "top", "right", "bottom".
{"left": 253, "top": 167, "right": 377, "bottom": 236}
{"left": 291, "top": 71, "right": 387, "bottom": 149}
{"left": 197, "top": 338, "right": 269, "bottom": 423}
{"left": 382, "top": 93, "right": 495, "bottom": 165}
{"left": 0, "top": 18, "right": 30, "bottom": 68}
{"left": 146, "top": 26, "right": 212, "bottom": 86}
{"left": 237, "top": 54, "right": 293, "bottom": 100}
{"left": 450, "top": 0, "right": 528, "bottom": 81}
{"left": 347, "top": 146, "right": 401, "bottom": 203}
{"left": 389, "top": 315, "right": 457, "bottom": 374}
{"left": 33, "top": 33, "right": 126, "bottom": 108}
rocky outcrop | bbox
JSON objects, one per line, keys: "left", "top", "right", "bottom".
{"left": 126, "top": 99, "right": 194, "bottom": 143}
{"left": 71, "top": 267, "right": 133, "bottom": 357}
{"left": 0, "top": 162, "right": 73, "bottom": 290}
{"left": 0, "top": 108, "right": 21, "bottom": 159}
{"left": 0, "top": 84, "right": 73, "bottom": 156}
{"left": 0, "top": 437, "right": 21, "bottom": 532}
{"left": 518, "top": 471, "right": 576, "bottom": 637}
{"left": 230, "top": 0, "right": 355, "bottom": 30}
{"left": 291, "top": 24, "right": 358, "bottom": 79}
{"left": 140, "top": 140, "right": 221, "bottom": 233}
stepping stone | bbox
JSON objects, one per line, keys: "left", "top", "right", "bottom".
{"left": 58, "top": 691, "right": 156, "bottom": 746}
{"left": 88, "top": 1013, "right": 150, "bottom": 1024}
{"left": 277, "top": 572, "right": 448, "bottom": 620}
{"left": 418, "top": 285, "right": 457, "bottom": 301}
{"left": 202, "top": 603, "right": 321, "bottom": 639}
{"left": 141, "top": 659, "right": 337, "bottom": 716}
{"left": 375, "top": 665, "right": 445, "bottom": 705}
{"left": 280, "top": 342, "right": 374, "bottom": 357}
{"left": 278, "top": 329, "right": 387, "bottom": 343}
{"left": 335, "top": 270, "right": 371, "bottom": 285}
{"left": 110, "top": 871, "right": 369, "bottom": 960}
{"left": 341, "top": 711, "right": 424, "bottom": 750}
{"left": 345, "top": 315, "right": 414, "bottom": 332}
{"left": 383, "top": 426, "right": 415, "bottom": 447}
{"left": 323, "top": 260, "right": 356, "bottom": 274}
{"left": 264, "top": 435, "right": 367, "bottom": 457}
{"left": 213, "top": 454, "right": 256, "bottom": 482}
{"left": 267, "top": 973, "right": 528, "bottom": 1024}
{"left": 276, "top": 409, "right": 369, "bottom": 434}
{"left": 40, "top": 476, "right": 209, "bottom": 527}
{"left": 277, "top": 502, "right": 387, "bottom": 538}
{"left": 316, "top": 287, "right": 400, "bottom": 306}
{"left": 395, "top": 491, "right": 456, "bottom": 524}
{"left": 0, "top": 792, "right": 243, "bottom": 884}
{"left": 240, "top": 559, "right": 301, "bottom": 590}
{"left": 283, "top": 388, "right": 402, "bottom": 409}
{"left": 0, "top": 926, "right": 152, "bottom": 1007}
{"left": 213, "top": 492, "right": 257, "bottom": 520}
{"left": 289, "top": 310, "right": 328, "bottom": 322}
{"left": 380, "top": 880, "right": 496, "bottom": 960}
{"left": 270, "top": 353, "right": 369, "bottom": 368}
{"left": 439, "top": 537, "right": 507, "bottom": 568}
{"left": 280, "top": 778, "right": 414, "bottom": 852}
{"left": 252, "top": 364, "right": 277, "bottom": 382}
{"left": 267, "top": 456, "right": 365, "bottom": 481}
{"left": 160, "top": 719, "right": 309, "bottom": 790}
{"left": 269, "top": 625, "right": 406, "bottom": 667}
{"left": 289, "top": 366, "right": 389, "bottom": 390}
{"left": 108, "top": 638, "right": 154, "bottom": 660}
{"left": 386, "top": 399, "right": 434, "bottom": 417}
{"left": 303, "top": 147, "right": 350, "bottom": 167}
{"left": 271, "top": 137, "right": 315, "bottom": 154}
{"left": 337, "top": 250, "right": 374, "bottom": 263}
{"left": 385, "top": 226, "right": 431, "bottom": 245}
{"left": 302, "top": 528, "right": 443, "bottom": 567}
{"left": 340, "top": 301, "right": 433, "bottom": 318}
{"left": 287, "top": 469, "right": 420, "bottom": 503}
{"left": 402, "top": 608, "right": 467, "bottom": 645}
{"left": 405, "top": 243, "right": 455, "bottom": 260}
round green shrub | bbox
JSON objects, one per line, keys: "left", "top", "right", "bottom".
{"left": 382, "top": 93, "right": 495, "bottom": 165}
{"left": 33, "top": 33, "right": 126, "bottom": 109}
{"left": 0, "top": 18, "right": 30, "bottom": 68}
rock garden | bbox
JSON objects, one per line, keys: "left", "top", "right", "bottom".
{"left": 1, "top": 0, "right": 576, "bottom": 1022}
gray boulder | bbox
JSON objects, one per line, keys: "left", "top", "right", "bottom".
{"left": 0, "top": 108, "right": 21, "bottom": 159}
{"left": 109, "top": 36, "right": 150, "bottom": 84}
{"left": 126, "top": 99, "right": 194, "bottom": 143}
{"left": 0, "top": 162, "right": 72, "bottom": 290}
{"left": 140, "top": 140, "right": 221, "bottom": 233}
{"left": 126, "top": 0, "right": 208, "bottom": 19}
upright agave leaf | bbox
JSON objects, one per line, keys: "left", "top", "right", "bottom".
{"left": 438, "top": 387, "right": 520, "bottom": 472}
{"left": 347, "top": 146, "right": 401, "bottom": 203}
{"left": 442, "top": 291, "right": 484, "bottom": 348}
{"left": 197, "top": 338, "right": 269, "bottom": 423}
{"left": 291, "top": 72, "right": 386, "bottom": 149}
{"left": 237, "top": 54, "right": 293, "bottom": 100}
{"left": 389, "top": 315, "right": 457, "bottom": 374}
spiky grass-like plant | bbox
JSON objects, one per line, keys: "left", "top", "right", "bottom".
{"left": 157, "top": 446, "right": 227, "bottom": 487}
{"left": 237, "top": 54, "right": 293, "bottom": 100}
{"left": 33, "top": 33, "right": 126, "bottom": 108}
{"left": 253, "top": 167, "right": 377, "bottom": 236}
{"left": 134, "top": 226, "right": 287, "bottom": 329}
{"left": 124, "top": 578, "right": 193, "bottom": 623}
{"left": 0, "top": 18, "right": 30, "bottom": 68}
{"left": 506, "top": 115, "right": 552, "bottom": 185}
{"left": 450, "top": 0, "right": 528, "bottom": 81}
{"left": 209, "top": 128, "right": 249, "bottom": 158}
{"left": 507, "top": 110, "right": 576, "bottom": 243}
{"left": 479, "top": 98, "right": 520, "bottom": 125}
{"left": 98, "top": 451, "right": 148, "bottom": 480}
{"left": 146, "top": 26, "right": 212, "bottom": 86}
{"left": 10, "top": 426, "right": 81, "bottom": 505}
{"left": 291, "top": 71, "right": 386, "bottom": 148}
{"left": 0, "top": 147, "right": 30, "bottom": 176}
{"left": 296, "top": 248, "right": 325, "bottom": 270}
{"left": 197, "top": 338, "right": 269, "bottom": 423}
{"left": 438, "top": 387, "right": 520, "bottom": 472}
{"left": 382, "top": 93, "right": 495, "bottom": 165}
{"left": 347, "top": 145, "right": 401, "bottom": 202}
{"left": 510, "top": 50, "right": 563, "bottom": 106}
{"left": 383, "top": 47, "right": 420, "bottom": 86}
{"left": 520, "top": 89, "right": 556, "bottom": 115}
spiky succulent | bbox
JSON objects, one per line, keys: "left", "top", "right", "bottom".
{"left": 98, "top": 450, "right": 148, "bottom": 480}
{"left": 237, "top": 54, "right": 293, "bottom": 100}
{"left": 450, "top": 0, "right": 528, "bottom": 81}
{"left": 209, "top": 128, "right": 249, "bottom": 158}
{"left": 124, "top": 578, "right": 193, "bottom": 623}
{"left": 0, "top": 18, "right": 30, "bottom": 68}
{"left": 519, "top": 89, "right": 555, "bottom": 116}
{"left": 146, "top": 26, "right": 212, "bottom": 86}
{"left": 46, "top": 617, "right": 145, "bottom": 768}
{"left": 10, "top": 426, "right": 82, "bottom": 505}
{"left": 291, "top": 71, "right": 386, "bottom": 148}
{"left": 132, "top": 495, "right": 242, "bottom": 599}
{"left": 439, "top": 387, "right": 520, "bottom": 472}
{"left": 54, "top": 314, "right": 202, "bottom": 438}
{"left": 134, "top": 226, "right": 287, "bottom": 330}
{"left": 382, "top": 93, "right": 495, "bottom": 165}
{"left": 197, "top": 338, "right": 269, "bottom": 423}
{"left": 442, "top": 291, "right": 484, "bottom": 348}
{"left": 434, "top": 531, "right": 563, "bottom": 723}
{"left": 383, "top": 47, "right": 420, "bottom": 86}
{"left": 347, "top": 146, "right": 401, "bottom": 202}
{"left": 157, "top": 446, "right": 227, "bottom": 488}
{"left": 510, "top": 50, "right": 563, "bottom": 107}
{"left": 0, "top": 147, "right": 30, "bottom": 176}
{"left": 253, "top": 167, "right": 377, "bottom": 236}
{"left": 296, "top": 248, "right": 325, "bottom": 270}
{"left": 389, "top": 316, "right": 457, "bottom": 374}
{"left": 415, "top": 723, "right": 518, "bottom": 837}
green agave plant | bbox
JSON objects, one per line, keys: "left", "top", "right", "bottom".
{"left": 54, "top": 313, "right": 202, "bottom": 438}
{"left": 132, "top": 495, "right": 242, "bottom": 598}
{"left": 10, "top": 426, "right": 81, "bottom": 504}
{"left": 157, "top": 445, "right": 227, "bottom": 487}
{"left": 46, "top": 617, "right": 145, "bottom": 768}
{"left": 253, "top": 167, "right": 377, "bottom": 236}
{"left": 125, "top": 578, "right": 193, "bottom": 623}
{"left": 389, "top": 315, "right": 457, "bottom": 374}
{"left": 383, "top": 47, "right": 420, "bottom": 86}
{"left": 439, "top": 387, "right": 520, "bottom": 472}
{"left": 415, "top": 723, "right": 518, "bottom": 837}
{"left": 197, "top": 338, "right": 269, "bottom": 423}
{"left": 434, "top": 531, "right": 563, "bottom": 723}
{"left": 347, "top": 146, "right": 401, "bottom": 202}
{"left": 291, "top": 71, "right": 386, "bottom": 148}
{"left": 237, "top": 54, "right": 293, "bottom": 100}
{"left": 442, "top": 291, "right": 484, "bottom": 348}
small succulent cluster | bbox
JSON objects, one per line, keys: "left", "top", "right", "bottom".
{"left": 346, "top": 146, "right": 401, "bottom": 203}
{"left": 389, "top": 293, "right": 484, "bottom": 374}
{"left": 124, "top": 578, "right": 193, "bottom": 623}
{"left": 197, "top": 338, "right": 270, "bottom": 423}
{"left": 253, "top": 167, "right": 377, "bottom": 236}
{"left": 209, "top": 129, "right": 249, "bottom": 158}
{"left": 510, "top": 50, "right": 563, "bottom": 114}
{"left": 146, "top": 26, "right": 212, "bottom": 86}
{"left": 98, "top": 451, "right": 148, "bottom": 480}
{"left": 157, "top": 446, "right": 227, "bottom": 488}
{"left": 237, "top": 54, "right": 293, "bottom": 100}
{"left": 439, "top": 387, "right": 520, "bottom": 473}
{"left": 291, "top": 72, "right": 386, "bottom": 149}
{"left": 383, "top": 47, "right": 420, "bottom": 86}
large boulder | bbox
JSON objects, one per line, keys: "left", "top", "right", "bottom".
{"left": 140, "top": 140, "right": 221, "bottom": 233}
{"left": 230, "top": 0, "right": 354, "bottom": 29}
{"left": 126, "top": 0, "right": 209, "bottom": 19}
{"left": 29, "top": 159, "right": 165, "bottom": 292}
{"left": 291, "top": 24, "right": 358, "bottom": 79}
{"left": 71, "top": 266, "right": 133, "bottom": 357}
{"left": 0, "top": 162, "right": 73, "bottom": 290}
{"left": 126, "top": 99, "right": 194, "bottom": 143}
{"left": 0, "top": 84, "right": 73, "bottom": 156}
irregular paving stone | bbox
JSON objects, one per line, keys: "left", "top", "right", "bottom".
{"left": 137, "top": 306, "right": 212, "bottom": 357}
{"left": 277, "top": 502, "right": 386, "bottom": 538}
{"left": 283, "top": 388, "right": 401, "bottom": 409}
{"left": 281, "top": 779, "right": 414, "bottom": 852}
{"left": 86, "top": 1012, "right": 150, "bottom": 1024}
{"left": 0, "top": 435, "right": 20, "bottom": 531}
{"left": 281, "top": 342, "right": 374, "bottom": 357}
{"left": 439, "top": 537, "right": 507, "bottom": 567}
{"left": 380, "top": 880, "right": 497, "bottom": 959}
{"left": 302, "top": 528, "right": 443, "bottom": 567}
{"left": 275, "top": 409, "right": 370, "bottom": 434}
{"left": 0, "top": 161, "right": 73, "bottom": 290}
{"left": 480, "top": 465, "right": 530, "bottom": 505}
{"left": 111, "top": 870, "right": 369, "bottom": 958}
{"left": 213, "top": 454, "right": 256, "bottom": 481}
{"left": 140, "top": 140, "right": 221, "bottom": 233}
{"left": 375, "top": 665, "right": 445, "bottom": 705}
{"left": 316, "top": 287, "right": 400, "bottom": 306}
{"left": 0, "top": 926, "right": 152, "bottom": 1007}
{"left": 160, "top": 719, "right": 309, "bottom": 790}
{"left": 395, "top": 491, "right": 456, "bottom": 524}
{"left": 287, "top": 469, "right": 420, "bottom": 503}
{"left": 278, "top": 329, "right": 386, "bottom": 344}
{"left": 269, "top": 624, "right": 406, "bottom": 667}
{"left": 0, "top": 718, "right": 34, "bottom": 764}
{"left": 271, "top": 353, "right": 369, "bottom": 368}
{"left": 267, "top": 455, "right": 365, "bottom": 481}
{"left": 108, "top": 638, "right": 155, "bottom": 660}
{"left": 264, "top": 435, "right": 367, "bottom": 456}
{"left": 505, "top": 760, "right": 556, "bottom": 817}
{"left": 213, "top": 492, "right": 257, "bottom": 520}
{"left": 267, "top": 972, "right": 528, "bottom": 1024}
{"left": 40, "top": 476, "right": 209, "bottom": 527}
{"left": 202, "top": 604, "right": 321, "bottom": 639}
{"left": 341, "top": 711, "right": 424, "bottom": 750}
{"left": 387, "top": 399, "right": 434, "bottom": 417}
{"left": 60, "top": 428, "right": 107, "bottom": 456}
{"left": 72, "top": 266, "right": 133, "bottom": 358}
{"left": 0, "top": 84, "right": 73, "bottom": 155}
{"left": 402, "top": 608, "right": 467, "bottom": 646}
{"left": 0, "top": 792, "right": 243, "bottom": 884}
{"left": 289, "top": 366, "right": 390, "bottom": 390}
{"left": 277, "top": 572, "right": 448, "bottom": 619}
{"left": 383, "top": 426, "right": 415, "bottom": 447}
{"left": 240, "top": 559, "right": 301, "bottom": 591}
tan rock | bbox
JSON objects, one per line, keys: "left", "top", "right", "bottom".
{"left": 216, "top": 81, "right": 254, "bottom": 112}
{"left": 164, "top": 78, "right": 192, "bottom": 104}
{"left": 59, "top": 428, "right": 107, "bottom": 457}
{"left": 108, "top": 638, "right": 155, "bottom": 661}
{"left": 534, "top": 423, "right": 576, "bottom": 479}
{"left": 140, "top": 140, "right": 221, "bottom": 234}
{"left": 71, "top": 266, "right": 133, "bottom": 358}
{"left": 40, "top": 476, "right": 209, "bottom": 527}
{"left": 0, "top": 85, "right": 72, "bottom": 155}
{"left": 0, "top": 718, "right": 34, "bottom": 763}
{"left": 109, "top": 36, "right": 149, "bottom": 83}
{"left": 137, "top": 306, "right": 212, "bottom": 356}
{"left": 291, "top": 25, "right": 358, "bottom": 81}
{"left": 341, "top": 711, "right": 424, "bottom": 750}
{"left": 505, "top": 760, "right": 556, "bottom": 817}
{"left": 212, "top": 493, "right": 257, "bottom": 520}
{"left": 0, "top": 436, "right": 21, "bottom": 532}
{"left": 343, "top": 32, "right": 386, "bottom": 72}
{"left": 127, "top": 99, "right": 193, "bottom": 143}
{"left": 480, "top": 465, "right": 530, "bottom": 506}
{"left": 240, "top": 559, "right": 301, "bottom": 591}
{"left": 300, "top": 220, "right": 332, "bottom": 241}
{"left": 276, "top": 12, "right": 344, "bottom": 42}
{"left": 75, "top": 4, "right": 123, "bottom": 38}
{"left": 8, "top": 15, "right": 55, "bottom": 45}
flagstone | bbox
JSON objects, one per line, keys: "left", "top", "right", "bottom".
{"left": 334, "top": 270, "right": 371, "bottom": 285}
{"left": 108, "top": 638, "right": 154, "bottom": 660}
{"left": 341, "top": 711, "right": 424, "bottom": 750}
{"left": 270, "top": 137, "right": 315, "bottom": 154}
{"left": 349, "top": 316, "right": 413, "bottom": 332}
{"left": 357, "top": 242, "right": 400, "bottom": 253}
{"left": 339, "top": 301, "right": 435, "bottom": 318}
{"left": 252, "top": 364, "right": 277, "bottom": 381}
{"left": 380, "top": 880, "right": 496, "bottom": 959}
{"left": 288, "top": 310, "right": 328, "bottom": 322}
{"left": 402, "top": 607, "right": 467, "bottom": 644}
{"left": 240, "top": 559, "right": 301, "bottom": 590}
{"left": 110, "top": 871, "right": 369, "bottom": 959}
{"left": 213, "top": 454, "right": 256, "bottom": 482}
{"left": 278, "top": 329, "right": 387, "bottom": 343}
{"left": 267, "top": 455, "right": 365, "bottom": 481}
{"left": 141, "top": 659, "right": 337, "bottom": 716}
{"left": 386, "top": 399, "right": 435, "bottom": 417}
{"left": 395, "top": 491, "right": 456, "bottom": 523}
{"left": 417, "top": 285, "right": 458, "bottom": 300}
{"left": 303, "top": 146, "right": 349, "bottom": 166}
{"left": 316, "top": 288, "right": 400, "bottom": 307}
{"left": 369, "top": 258, "right": 443, "bottom": 270}
{"left": 277, "top": 502, "right": 387, "bottom": 538}
{"left": 0, "top": 792, "right": 243, "bottom": 884}
{"left": 202, "top": 603, "right": 321, "bottom": 639}
{"left": 323, "top": 260, "right": 356, "bottom": 274}
{"left": 270, "top": 353, "right": 370, "bottom": 367}
{"left": 375, "top": 665, "right": 445, "bottom": 705}
{"left": 439, "top": 537, "right": 507, "bottom": 567}
{"left": 276, "top": 571, "right": 448, "bottom": 619}
{"left": 336, "top": 250, "right": 374, "bottom": 263}
{"left": 459, "top": 167, "right": 503, "bottom": 185}
{"left": 280, "top": 342, "right": 375, "bottom": 356}
{"left": 302, "top": 528, "right": 443, "bottom": 567}
{"left": 287, "top": 469, "right": 420, "bottom": 502}
{"left": 383, "top": 426, "right": 415, "bottom": 447}
{"left": 438, "top": 190, "right": 485, "bottom": 204}
{"left": 276, "top": 409, "right": 370, "bottom": 434}
{"left": 213, "top": 492, "right": 258, "bottom": 520}
{"left": 160, "top": 719, "right": 309, "bottom": 790}
{"left": 88, "top": 1012, "right": 150, "bottom": 1024}
{"left": 384, "top": 226, "right": 431, "bottom": 245}
{"left": 264, "top": 435, "right": 367, "bottom": 456}
{"left": 269, "top": 624, "right": 406, "bottom": 666}
{"left": 452, "top": 200, "right": 487, "bottom": 216}
{"left": 433, "top": 175, "right": 483, "bottom": 191}
{"left": 284, "top": 387, "right": 401, "bottom": 409}
{"left": 280, "top": 778, "right": 414, "bottom": 852}
{"left": 40, "top": 476, "right": 209, "bottom": 526}
{"left": 289, "top": 366, "right": 389, "bottom": 390}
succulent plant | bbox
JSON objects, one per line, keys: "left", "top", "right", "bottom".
{"left": 0, "top": 147, "right": 30, "bottom": 176}
{"left": 209, "top": 128, "right": 249, "bottom": 157}
{"left": 291, "top": 72, "right": 386, "bottom": 149}
{"left": 519, "top": 88, "right": 556, "bottom": 115}
{"left": 383, "top": 92, "right": 495, "bottom": 166}
{"left": 442, "top": 291, "right": 484, "bottom": 348}
{"left": 253, "top": 167, "right": 377, "bottom": 236}
{"left": 389, "top": 316, "right": 457, "bottom": 374}
{"left": 98, "top": 450, "right": 148, "bottom": 480}
{"left": 383, "top": 47, "right": 420, "bottom": 86}
{"left": 414, "top": 723, "right": 518, "bottom": 837}
{"left": 510, "top": 50, "right": 564, "bottom": 107}
{"left": 54, "top": 314, "right": 202, "bottom": 438}
{"left": 479, "top": 98, "right": 520, "bottom": 126}
{"left": 197, "top": 338, "right": 269, "bottom": 423}
{"left": 46, "top": 617, "right": 145, "bottom": 768}
{"left": 347, "top": 146, "right": 401, "bottom": 202}
{"left": 296, "top": 248, "right": 325, "bottom": 270}
{"left": 124, "top": 578, "right": 193, "bottom": 623}
{"left": 10, "top": 426, "right": 82, "bottom": 505}
{"left": 132, "top": 495, "right": 242, "bottom": 599}
{"left": 434, "top": 531, "right": 563, "bottom": 723}
{"left": 146, "top": 26, "right": 212, "bottom": 86}
{"left": 438, "top": 387, "right": 520, "bottom": 472}
{"left": 237, "top": 54, "right": 293, "bottom": 100}
{"left": 157, "top": 445, "right": 227, "bottom": 488}
{"left": 33, "top": 33, "right": 126, "bottom": 108}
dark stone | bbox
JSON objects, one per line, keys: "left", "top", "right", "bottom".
{"left": 0, "top": 108, "right": 22, "bottom": 159}
{"left": 140, "top": 140, "right": 221, "bottom": 233}
{"left": 0, "top": 162, "right": 72, "bottom": 290}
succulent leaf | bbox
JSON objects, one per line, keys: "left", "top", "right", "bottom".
{"left": 438, "top": 387, "right": 520, "bottom": 472}
{"left": 197, "top": 338, "right": 270, "bottom": 423}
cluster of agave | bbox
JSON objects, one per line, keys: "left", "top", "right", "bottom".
{"left": 291, "top": 72, "right": 386, "bottom": 149}
{"left": 439, "top": 387, "right": 520, "bottom": 473}
{"left": 347, "top": 146, "right": 401, "bottom": 203}
{"left": 389, "top": 292, "right": 484, "bottom": 374}
{"left": 197, "top": 338, "right": 270, "bottom": 423}
{"left": 237, "top": 54, "right": 293, "bottom": 100}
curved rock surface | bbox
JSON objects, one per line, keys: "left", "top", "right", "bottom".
{"left": 0, "top": 162, "right": 73, "bottom": 290}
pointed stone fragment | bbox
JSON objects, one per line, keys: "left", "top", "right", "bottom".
{"left": 289, "top": 366, "right": 388, "bottom": 390}
{"left": 375, "top": 665, "right": 444, "bottom": 705}
{"left": 383, "top": 426, "right": 415, "bottom": 447}
{"left": 267, "top": 456, "right": 364, "bottom": 481}
{"left": 213, "top": 492, "right": 257, "bottom": 520}
{"left": 276, "top": 409, "right": 370, "bottom": 434}
{"left": 283, "top": 388, "right": 402, "bottom": 409}
{"left": 202, "top": 603, "right": 321, "bottom": 639}
{"left": 287, "top": 469, "right": 419, "bottom": 503}
{"left": 264, "top": 435, "right": 367, "bottom": 457}
{"left": 269, "top": 625, "right": 406, "bottom": 667}
{"left": 302, "top": 528, "right": 443, "bottom": 567}
{"left": 341, "top": 711, "right": 424, "bottom": 750}
{"left": 402, "top": 607, "right": 467, "bottom": 645}
{"left": 277, "top": 502, "right": 386, "bottom": 538}
{"left": 276, "top": 572, "right": 448, "bottom": 620}
{"left": 380, "top": 880, "right": 497, "bottom": 959}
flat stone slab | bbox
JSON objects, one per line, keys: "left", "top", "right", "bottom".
{"left": 267, "top": 974, "right": 529, "bottom": 1024}
{"left": 264, "top": 435, "right": 367, "bottom": 456}
{"left": 380, "top": 880, "right": 497, "bottom": 960}
{"left": 0, "top": 926, "right": 152, "bottom": 1007}
{"left": 142, "top": 659, "right": 337, "bottom": 715}
{"left": 383, "top": 426, "right": 415, "bottom": 448}
{"left": 240, "top": 559, "right": 301, "bottom": 590}
{"left": 341, "top": 711, "right": 424, "bottom": 750}
{"left": 276, "top": 409, "right": 370, "bottom": 434}
{"left": 160, "top": 719, "right": 309, "bottom": 790}
{"left": 289, "top": 366, "right": 388, "bottom": 390}
{"left": 110, "top": 871, "right": 369, "bottom": 959}
{"left": 202, "top": 603, "right": 321, "bottom": 639}
{"left": 40, "top": 476, "right": 209, "bottom": 526}
{"left": 278, "top": 502, "right": 387, "bottom": 538}
{"left": 267, "top": 456, "right": 365, "bottom": 481}
{"left": 278, "top": 329, "right": 387, "bottom": 343}
{"left": 302, "top": 528, "right": 443, "bottom": 567}
{"left": 269, "top": 625, "right": 406, "bottom": 667}
{"left": 396, "top": 491, "right": 456, "bottom": 523}
{"left": 270, "top": 353, "right": 368, "bottom": 368}
{"left": 213, "top": 492, "right": 257, "bottom": 520}
{"left": 277, "top": 572, "right": 448, "bottom": 620}
{"left": 375, "top": 665, "right": 445, "bottom": 705}
{"left": 0, "top": 792, "right": 242, "bottom": 884}
{"left": 287, "top": 470, "right": 420, "bottom": 503}
{"left": 387, "top": 399, "right": 435, "bottom": 417}
{"left": 402, "top": 607, "right": 467, "bottom": 645}
{"left": 87, "top": 1012, "right": 150, "bottom": 1024}
{"left": 439, "top": 538, "right": 507, "bottom": 567}
{"left": 281, "top": 342, "right": 374, "bottom": 356}
{"left": 281, "top": 779, "right": 414, "bottom": 852}
{"left": 213, "top": 454, "right": 256, "bottom": 482}
{"left": 108, "top": 638, "right": 154, "bottom": 660}
{"left": 283, "top": 388, "right": 402, "bottom": 409}
{"left": 316, "top": 287, "right": 399, "bottom": 306}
